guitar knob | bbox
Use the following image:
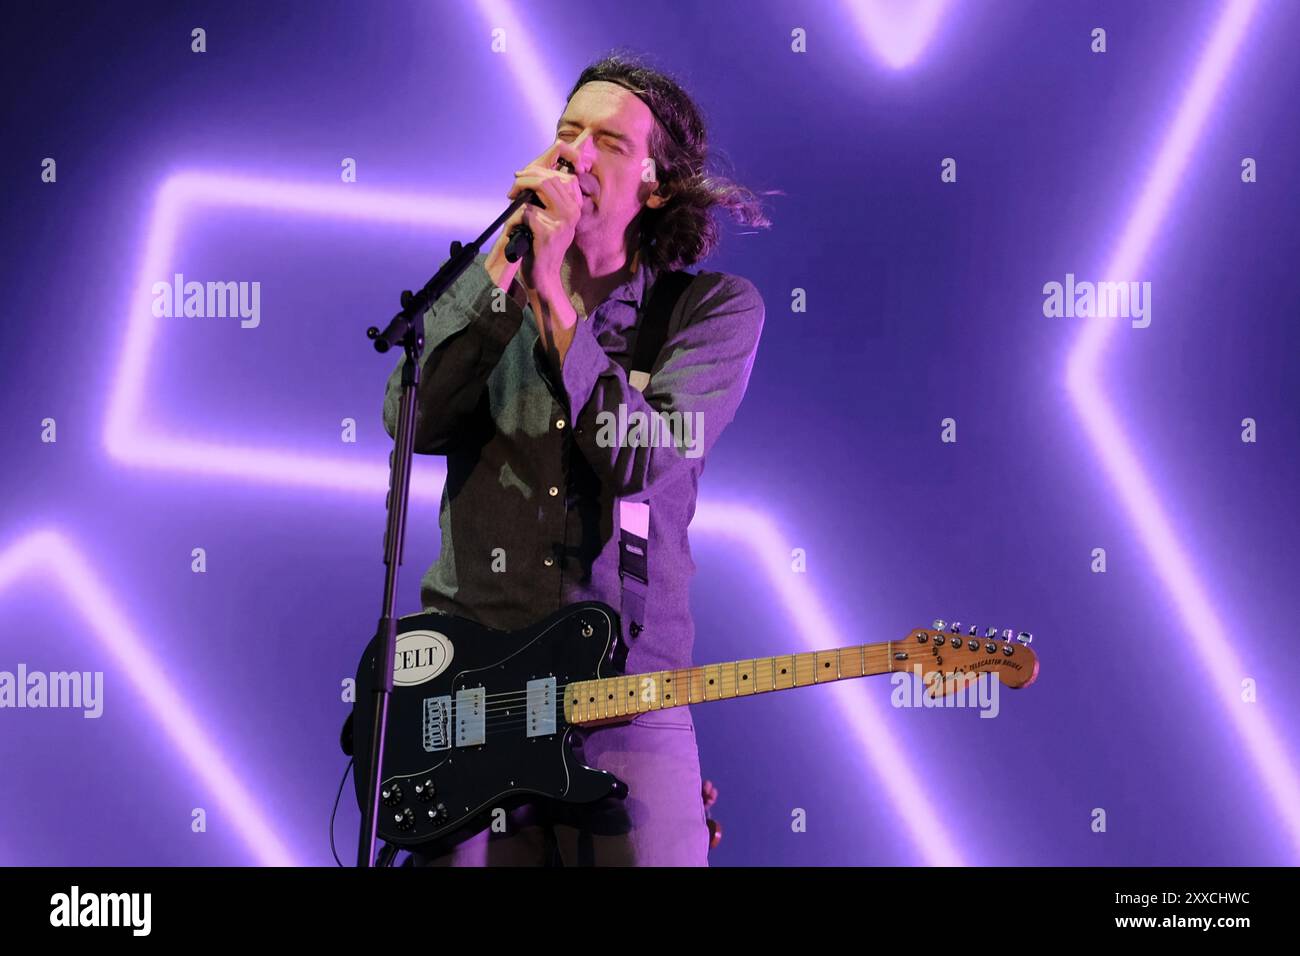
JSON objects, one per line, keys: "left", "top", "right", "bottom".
{"left": 414, "top": 778, "right": 437, "bottom": 802}
{"left": 395, "top": 807, "right": 415, "bottom": 831}
{"left": 382, "top": 784, "right": 404, "bottom": 807}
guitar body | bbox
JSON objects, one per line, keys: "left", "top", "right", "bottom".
{"left": 351, "top": 601, "right": 629, "bottom": 851}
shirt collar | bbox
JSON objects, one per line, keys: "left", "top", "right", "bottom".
{"left": 609, "top": 245, "right": 658, "bottom": 310}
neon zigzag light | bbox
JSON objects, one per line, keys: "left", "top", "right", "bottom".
{"left": 1065, "top": 0, "right": 1300, "bottom": 860}
{"left": 0, "top": 528, "right": 299, "bottom": 866}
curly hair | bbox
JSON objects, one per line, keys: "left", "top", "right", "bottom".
{"left": 564, "top": 50, "right": 777, "bottom": 271}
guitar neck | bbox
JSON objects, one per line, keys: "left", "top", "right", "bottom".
{"left": 564, "top": 640, "right": 900, "bottom": 726}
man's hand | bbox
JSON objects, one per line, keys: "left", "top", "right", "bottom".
{"left": 481, "top": 141, "right": 585, "bottom": 371}
{"left": 499, "top": 141, "right": 582, "bottom": 299}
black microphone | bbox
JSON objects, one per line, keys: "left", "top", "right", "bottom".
{"left": 505, "top": 190, "right": 545, "bottom": 263}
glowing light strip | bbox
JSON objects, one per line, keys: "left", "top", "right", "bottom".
{"left": 844, "top": 0, "right": 952, "bottom": 70}
{"left": 1066, "top": 0, "right": 1300, "bottom": 859}
{"left": 470, "top": 0, "right": 569, "bottom": 143}
{"left": 694, "top": 504, "right": 966, "bottom": 865}
{"left": 102, "top": 169, "right": 500, "bottom": 497}
{"left": 0, "top": 528, "right": 300, "bottom": 866}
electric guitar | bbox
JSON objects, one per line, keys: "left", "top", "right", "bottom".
{"left": 350, "top": 602, "right": 1039, "bottom": 850}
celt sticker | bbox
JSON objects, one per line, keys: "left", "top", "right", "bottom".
{"left": 393, "top": 631, "right": 454, "bottom": 686}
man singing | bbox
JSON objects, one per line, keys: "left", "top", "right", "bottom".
{"left": 385, "top": 51, "right": 772, "bottom": 866}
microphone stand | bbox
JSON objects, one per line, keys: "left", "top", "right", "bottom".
{"left": 356, "top": 188, "right": 540, "bottom": 868}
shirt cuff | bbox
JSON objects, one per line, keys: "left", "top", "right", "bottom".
{"left": 427, "top": 255, "right": 524, "bottom": 352}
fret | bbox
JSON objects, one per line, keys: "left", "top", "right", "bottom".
{"left": 735, "top": 659, "right": 755, "bottom": 696}
{"left": 753, "top": 656, "right": 774, "bottom": 694}
{"left": 813, "top": 650, "right": 831, "bottom": 684}
{"left": 643, "top": 671, "right": 660, "bottom": 712}
{"left": 702, "top": 663, "right": 719, "bottom": 701}
{"left": 774, "top": 655, "right": 794, "bottom": 690}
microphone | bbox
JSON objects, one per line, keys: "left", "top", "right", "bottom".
{"left": 505, "top": 158, "right": 576, "bottom": 263}
{"left": 504, "top": 190, "right": 545, "bottom": 263}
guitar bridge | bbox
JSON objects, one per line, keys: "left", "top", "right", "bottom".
{"left": 422, "top": 695, "right": 452, "bottom": 752}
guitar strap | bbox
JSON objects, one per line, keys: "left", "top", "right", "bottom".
{"left": 615, "top": 267, "right": 694, "bottom": 668}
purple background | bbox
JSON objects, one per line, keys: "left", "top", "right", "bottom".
{"left": 2, "top": 0, "right": 1298, "bottom": 866}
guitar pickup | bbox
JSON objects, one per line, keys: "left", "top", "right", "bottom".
{"left": 526, "top": 677, "right": 557, "bottom": 738}
{"left": 455, "top": 687, "right": 486, "bottom": 747}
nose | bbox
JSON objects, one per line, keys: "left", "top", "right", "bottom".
{"left": 566, "top": 131, "right": 598, "bottom": 173}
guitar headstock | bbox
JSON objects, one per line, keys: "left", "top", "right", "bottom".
{"left": 898, "top": 620, "right": 1040, "bottom": 698}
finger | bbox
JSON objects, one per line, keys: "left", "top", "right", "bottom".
{"left": 531, "top": 140, "right": 565, "bottom": 171}
{"left": 551, "top": 140, "right": 581, "bottom": 174}
{"left": 533, "top": 175, "right": 579, "bottom": 214}
{"left": 509, "top": 169, "right": 576, "bottom": 207}
{"left": 507, "top": 167, "right": 556, "bottom": 200}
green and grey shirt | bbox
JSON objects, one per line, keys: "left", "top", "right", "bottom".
{"left": 382, "top": 251, "right": 764, "bottom": 675}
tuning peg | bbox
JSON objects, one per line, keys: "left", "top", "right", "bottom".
{"left": 949, "top": 621, "right": 962, "bottom": 634}
{"left": 932, "top": 619, "right": 947, "bottom": 631}
{"left": 967, "top": 624, "right": 981, "bottom": 636}
{"left": 1016, "top": 631, "right": 1034, "bottom": 645}
{"left": 984, "top": 626, "right": 999, "bottom": 638}
{"left": 1000, "top": 628, "right": 1016, "bottom": 642}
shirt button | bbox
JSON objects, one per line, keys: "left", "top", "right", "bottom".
{"left": 548, "top": 486, "right": 559, "bottom": 497}
{"left": 543, "top": 557, "right": 554, "bottom": 567}
{"left": 555, "top": 418, "right": 566, "bottom": 430}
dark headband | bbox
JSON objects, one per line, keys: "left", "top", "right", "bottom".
{"left": 580, "top": 76, "right": 688, "bottom": 154}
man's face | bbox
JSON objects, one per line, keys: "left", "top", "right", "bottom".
{"left": 555, "top": 81, "right": 666, "bottom": 243}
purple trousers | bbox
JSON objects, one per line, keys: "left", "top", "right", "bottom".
{"left": 400, "top": 707, "right": 709, "bottom": 867}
